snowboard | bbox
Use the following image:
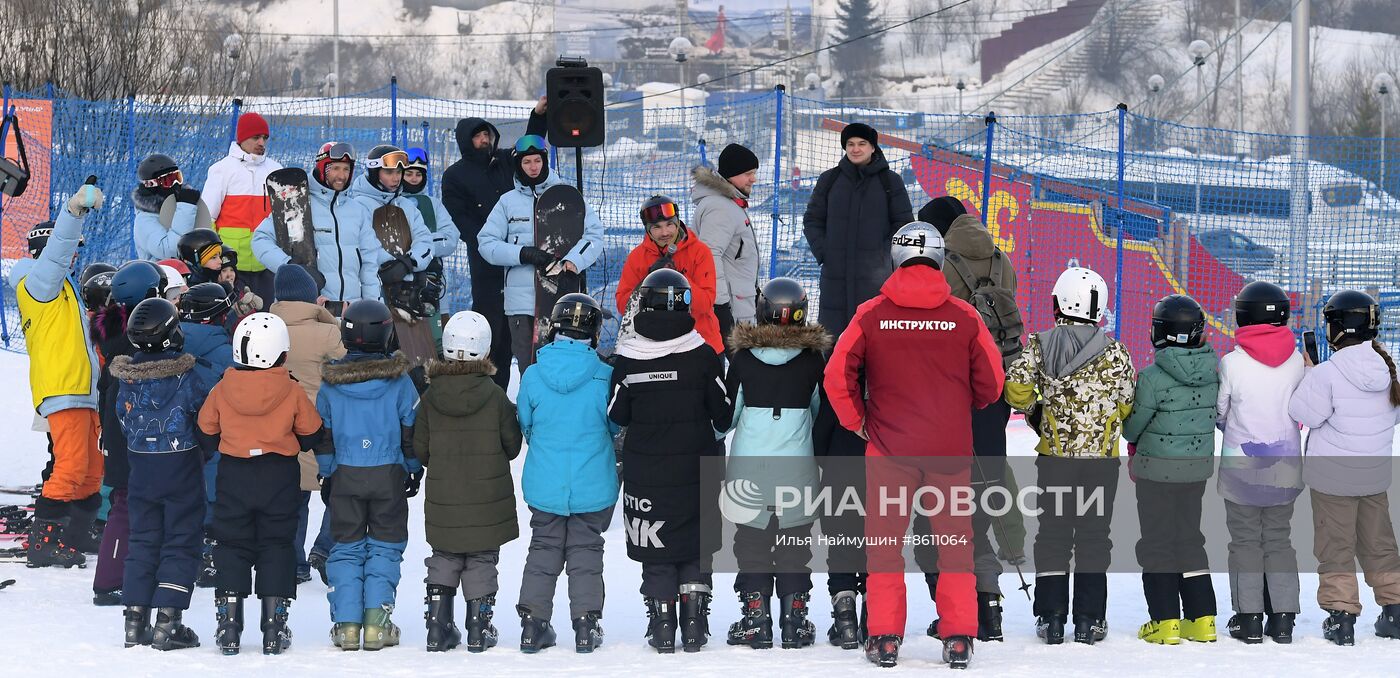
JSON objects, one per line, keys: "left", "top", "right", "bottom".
{"left": 371, "top": 203, "right": 436, "bottom": 366}
{"left": 158, "top": 195, "right": 213, "bottom": 231}
{"left": 532, "top": 184, "right": 587, "bottom": 349}
{"left": 265, "top": 167, "right": 317, "bottom": 268}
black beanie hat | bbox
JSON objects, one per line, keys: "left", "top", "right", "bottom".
{"left": 840, "top": 122, "right": 879, "bottom": 148}
{"left": 717, "top": 143, "right": 759, "bottom": 179}
{"left": 918, "top": 196, "right": 968, "bottom": 236}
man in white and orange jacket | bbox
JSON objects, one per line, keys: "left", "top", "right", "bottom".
{"left": 204, "top": 112, "right": 282, "bottom": 303}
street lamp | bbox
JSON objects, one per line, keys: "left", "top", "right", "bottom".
{"left": 956, "top": 78, "right": 966, "bottom": 117}
{"left": 670, "top": 36, "right": 694, "bottom": 156}
{"left": 224, "top": 33, "right": 244, "bottom": 61}
{"left": 1373, "top": 72, "right": 1394, "bottom": 192}
{"left": 1188, "top": 39, "right": 1210, "bottom": 124}
{"left": 804, "top": 72, "right": 820, "bottom": 92}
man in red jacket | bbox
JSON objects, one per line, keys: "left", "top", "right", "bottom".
{"left": 615, "top": 195, "right": 723, "bottom": 353}
{"left": 824, "top": 221, "right": 1004, "bottom": 669}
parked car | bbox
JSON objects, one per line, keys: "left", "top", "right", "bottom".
{"left": 1196, "top": 228, "right": 1275, "bottom": 275}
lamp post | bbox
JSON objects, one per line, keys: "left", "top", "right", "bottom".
{"left": 224, "top": 33, "right": 244, "bottom": 96}
{"left": 1374, "top": 72, "right": 1394, "bottom": 193}
{"left": 1188, "top": 39, "right": 1210, "bottom": 126}
{"left": 956, "top": 78, "right": 966, "bottom": 117}
{"left": 670, "top": 36, "right": 694, "bottom": 157}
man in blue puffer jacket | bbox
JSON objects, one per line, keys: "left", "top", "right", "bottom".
{"left": 313, "top": 299, "right": 423, "bottom": 651}
{"left": 252, "top": 142, "right": 384, "bottom": 315}
{"left": 514, "top": 293, "right": 618, "bottom": 651}
{"left": 478, "top": 136, "right": 604, "bottom": 373}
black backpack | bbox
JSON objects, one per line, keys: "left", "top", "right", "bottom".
{"left": 945, "top": 249, "right": 1024, "bottom": 369}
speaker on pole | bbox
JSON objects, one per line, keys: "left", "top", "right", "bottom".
{"left": 546, "top": 57, "right": 606, "bottom": 148}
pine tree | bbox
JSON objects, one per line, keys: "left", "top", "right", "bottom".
{"left": 831, "top": 0, "right": 884, "bottom": 100}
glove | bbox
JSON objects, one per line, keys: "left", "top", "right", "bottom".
{"left": 378, "top": 255, "right": 413, "bottom": 285}
{"left": 318, "top": 474, "right": 333, "bottom": 504}
{"left": 519, "top": 246, "right": 555, "bottom": 268}
{"left": 234, "top": 287, "right": 263, "bottom": 315}
{"left": 175, "top": 185, "right": 201, "bottom": 205}
{"left": 557, "top": 270, "right": 581, "bottom": 294}
{"left": 404, "top": 469, "right": 424, "bottom": 498}
{"left": 66, "top": 184, "right": 105, "bottom": 217}
{"left": 308, "top": 266, "right": 327, "bottom": 293}
{"left": 647, "top": 254, "right": 676, "bottom": 273}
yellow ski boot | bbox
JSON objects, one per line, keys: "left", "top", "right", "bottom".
{"left": 1138, "top": 619, "right": 1181, "bottom": 645}
{"left": 1180, "top": 615, "right": 1217, "bottom": 643}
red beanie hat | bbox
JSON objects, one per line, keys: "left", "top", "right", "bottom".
{"left": 236, "top": 112, "right": 270, "bottom": 144}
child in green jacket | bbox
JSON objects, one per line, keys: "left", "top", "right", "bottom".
{"left": 1122, "top": 294, "right": 1220, "bottom": 645}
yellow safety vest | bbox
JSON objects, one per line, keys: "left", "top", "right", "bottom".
{"left": 17, "top": 277, "right": 93, "bottom": 410}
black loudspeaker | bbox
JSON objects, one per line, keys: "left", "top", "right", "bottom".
{"left": 546, "top": 65, "right": 606, "bottom": 148}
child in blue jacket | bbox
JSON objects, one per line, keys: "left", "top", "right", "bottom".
{"left": 110, "top": 297, "right": 213, "bottom": 651}
{"left": 314, "top": 299, "right": 423, "bottom": 651}
{"left": 515, "top": 294, "right": 619, "bottom": 654}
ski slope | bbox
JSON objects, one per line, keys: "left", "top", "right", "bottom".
{"left": 0, "top": 350, "right": 1396, "bottom": 676}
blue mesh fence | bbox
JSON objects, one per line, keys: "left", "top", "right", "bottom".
{"left": 2, "top": 81, "right": 1395, "bottom": 363}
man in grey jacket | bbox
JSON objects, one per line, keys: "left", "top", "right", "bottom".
{"left": 691, "top": 143, "right": 761, "bottom": 346}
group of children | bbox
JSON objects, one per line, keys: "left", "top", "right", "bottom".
{"left": 15, "top": 179, "right": 1400, "bottom": 666}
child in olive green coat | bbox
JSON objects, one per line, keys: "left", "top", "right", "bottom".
{"left": 1122, "top": 294, "right": 1220, "bottom": 645}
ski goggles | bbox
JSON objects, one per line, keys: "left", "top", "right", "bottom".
{"left": 140, "top": 169, "right": 183, "bottom": 190}
{"left": 514, "top": 134, "right": 547, "bottom": 154}
{"left": 405, "top": 147, "right": 429, "bottom": 171}
{"left": 641, "top": 200, "right": 679, "bottom": 225}
{"left": 366, "top": 150, "right": 410, "bottom": 170}
{"left": 315, "top": 141, "right": 355, "bottom": 165}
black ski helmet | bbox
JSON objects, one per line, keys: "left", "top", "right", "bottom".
{"left": 27, "top": 221, "right": 54, "bottom": 258}
{"left": 757, "top": 277, "right": 809, "bottom": 326}
{"left": 637, "top": 268, "right": 692, "bottom": 313}
{"left": 179, "top": 282, "right": 234, "bottom": 324}
{"left": 178, "top": 228, "right": 224, "bottom": 272}
{"left": 365, "top": 144, "right": 409, "bottom": 193}
{"left": 136, "top": 154, "right": 182, "bottom": 196}
{"left": 341, "top": 299, "right": 397, "bottom": 354}
{"left": 1323, "top": 289, "right": 1380, "bottom": 347}
{"left": 512, "top": 134, "right": 550, "bottom": 187}
{"left": 82, "top": 271, "right": 116, "bottom": 310}
{"left": 640, "top": 195, "right": 681, "bottom": 226}
{"left": 549, "top": 293, "right": 604, "bottom": 347}
{"left": 126, "top": 297, "right": 185, "bottom": 353}
{"left": 80, "top": 262, "right": 117, "bottom": 286}
{"left": 1234, "top": 281, "right": 1290, "bottom": 328}
{"left": 111, "top": 260, "right": 168, "bottom": 308}
{"left": 1150, "top": 294, "right": 1206, "bottom": 349}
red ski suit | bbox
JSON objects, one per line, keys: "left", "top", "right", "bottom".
{"left": 824, "top": 264, "right": 1005, "bottom": 638}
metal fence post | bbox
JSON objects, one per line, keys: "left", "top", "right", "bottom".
{"left": 0, "top": 83, "right": 11, "bottom": 346}
{"left": 126, "top": 94, "right": 138, "bottom": 259}
{"left": 1115, "top": 104, "right": 1127, "bottom": 338}
{"left": 697, "top": 138, "right": 708, "bottom": 167}
{"left": 980, "top": 112, "right": 996, "bottom": 225}
{"left": 228, "top": 98, "right": 242, "bottom": 144}
{"left": 390, "top": 76, "right": 398, "bottom": 146}
{"left": 769, "top": 84, "right": 785, "bottom": 277}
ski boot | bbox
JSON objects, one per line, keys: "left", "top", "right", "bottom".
{"left": 1375, "top": 604, "right": 1400, "bottom": 639}
{"left": 151, "top": 607, "right": 200, "bottom": 651}
{"left": 978, "top": 592, "right": 1004, "bottom": 642}
{"left": 362, "top": 606, "right": 401, "bottom": 650}
{"left": 517, "top": 605, "right": 556, "bottom": 653}
{"left": 1265, "top": 612, "right": 1295, "bottom": 644}
{"left": 26, "top": 518, "right": 85, "bottom": 568}
{"left": 1180, "top": 615, "right": 1217, "bottom": 642}
{"left": 261, "top": 597, "right": 292, "bottom": 655}
{"left": 214, "top": 592, "right": 244, "bottom": 655}
{"left": 573, "top": 611, "right": 603, "bottom": 653}
{"left": 465, "top": 595, "right": 499, "bottom": 652}
{"left": 942, "top": 635, "right": 973, "bottom": 670}
{"left": 123, "top": 605, "right": 153, "bottom": 648}
{"left": 644, "top": 597, "right": 678, "bottom": 654}
{"left": 1036, "top": 614, "right": 1066, "bottom": 645}
{"left": 64, "top": 504, "right": 101, "bottom": 555}
{"left": 1138, "top": 618, "right": 1181, "bottom": 645}
{"left": 424, "top": 585, "right": 461, "bottom": 652}
{"left": 93, "top": 589, "right": 123, "bottom": 607}
{"left": 864, "top": 634, "right": 901, "bottom": 668}
{"left": 726, "top": 591, "right": 773, "bottom": 649}
{"left": 1074, "top": 615, "right": 1107, "bottom": 645}
{"left": 1227, "top": 613, "right": 1264, "bottom": 644}
{"left": 331, "top": 623, "right": 361, "bottom": 651}
{"left": 679, "top": 582, "right": 711, "bottom": 652}
{"left": 1323, "top": 610, "right": 1356, "bottom": 646}
{"left": 779, "top": 592, "right": 816, "bottom": 649}
{"left": 307, "top": 551, "right": 328, "bottom": 586}
{"left": 196, "top": 538, "right": 217, "bottom": 588}
{"left": 828, "top": 590, "right": 861, "bottom": 649}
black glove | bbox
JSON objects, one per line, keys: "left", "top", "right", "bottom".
{"left": 318, "top": 474, "right": 333, "bottom": 504}
{"left": 175, "top": 185, "right": 201, "bottom": 205}
{"left": 648, "top": 254, "right": 676, "bottom": 273}
{"left": 404, "top": 469, "right": 424, "bottom": 498}
{"left": 557, "top": 270, "right": 581, "bottom": 294}
{"left": 519, "top": 246, "right": 555, "bottom": 268}
{"left": 308, "top": 266, "right": 327, "bottom": 293}
{"left": 378, "top": 255, "right": 413, "bottom": 285}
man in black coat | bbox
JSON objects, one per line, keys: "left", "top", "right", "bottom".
{"left": 440, "top": 98, "right": 547, "bottom": 389}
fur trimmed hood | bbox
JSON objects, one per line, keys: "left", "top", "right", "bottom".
{"left": 130, "top": 187, "right": 166, "bottom": 215}
{"left": 109, "top": 352, "right": 197, "bottom": 381}
{"left": 322, "top": 352, "right": 410, "bottom": 385}
{"left": 691, "top": 165, "right": 744, "bottom": 201}
{"left": 426, "top": 358, "right": 497, "bottom": 379}
{"left": 730, "top": 322, "right": 832, "bottom": 353}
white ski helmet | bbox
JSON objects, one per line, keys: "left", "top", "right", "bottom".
{"left": 231, "top": 312, "right": 290, "bottom": 369}
{"left": 160, "top": 264, "right": 189, "bottom": 301}
{"left": 890, "top": 221, "right": 945, "bottom": 269}
{"left": 442, "top": 311, "right": 492, "bottom": 361}
{"left": 1052, "top": 266, "right": 1108, "bottom": 323}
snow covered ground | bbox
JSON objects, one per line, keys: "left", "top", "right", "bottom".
{"left": 0, "top": 349, "right": 1397, "bottom": 676}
